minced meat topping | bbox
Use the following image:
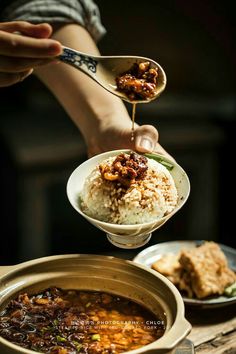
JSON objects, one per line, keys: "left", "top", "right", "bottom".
{"left": 116, "top": 62, "right": 158, "bottom": 101}
{"left": 99, "top": 152, "right": 148, "bottom": 187}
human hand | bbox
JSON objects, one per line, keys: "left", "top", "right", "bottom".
{"left": 0, "top": 21, "right": 62, "bottom": 87}
{"left": 87, "top": 122, "right": 174, "bottom": 161}
{"left": 33, "top": 23, "right": 173, "bottom": 162}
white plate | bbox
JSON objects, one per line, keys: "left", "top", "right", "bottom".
{"left": 133, "top": 240, "right": 236, "bottom": 308}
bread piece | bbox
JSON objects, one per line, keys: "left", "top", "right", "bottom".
{"left": 179, "top": 242, "right": 236, "bottom": 299}
{"left": 151, "top": 253, "right": 182, "bottom": 285}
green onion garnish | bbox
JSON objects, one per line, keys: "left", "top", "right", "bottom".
{"left": 73, "top": 341, "right": 83, "bottom": 351}
{"left": 91, "top": 334, "right": 101, "bottom": 341}
{"left": 40, "top": 325, "right": 54, "bottom": 333}
{"left": 144, "top": 153, "right": 174, "bottom": 171}
{"left": 224, "top": 282, "right": 236, "bottom": 297}
{"left": 53, "top": 319, "right": 59, "bottom": 326}
{"left": 56, "top": 335, "right": 67, "bottom": 342}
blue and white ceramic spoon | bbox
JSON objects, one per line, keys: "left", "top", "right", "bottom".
{"left": 59, "top": 46, "right": 167, "bottom": 104}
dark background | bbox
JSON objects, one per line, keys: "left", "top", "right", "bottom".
{"left": 0, "top": 0, "right": 235, "bottom": 265}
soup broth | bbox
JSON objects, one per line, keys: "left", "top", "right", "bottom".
{"left": 0, "top": 287, "right": 165, "bottom": 354}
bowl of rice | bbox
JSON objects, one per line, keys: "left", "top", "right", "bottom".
{"left": 67, "top": 150, "right": 190, "bottom": 248}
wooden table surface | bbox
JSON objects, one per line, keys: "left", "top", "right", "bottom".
{"left": 186, "top": 303, "right": 236, "bottom": 353}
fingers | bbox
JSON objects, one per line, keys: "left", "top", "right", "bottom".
{"left": 0, "top": 28, "right": 62, "bottom": 58}
{"left": 133, "top": 125, "right": 174, "bottom": 161}
{"left": 134, "top": 125, "right": 159, "bottom": 153}
{"left": 0, "top": 55, "right": 56, "bottom": 72}
{"left": 0, "top": 69, "right": 33, "bottom": 87}
{"left": 0, "top": 21, "right": 52, "bottom": 38}
{"left": 0, "top": 21, "right": 60, "bottom": 87}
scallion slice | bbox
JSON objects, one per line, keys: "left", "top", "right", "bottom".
{"left": 144, "top": 153, "right": 174, "bottom": 171}
{"left": 224, "top": 282, "right": 236, "bottom": 297}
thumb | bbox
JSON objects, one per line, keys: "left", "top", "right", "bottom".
{"left": 134, "top": 125, "right": 159, "bottom": 153}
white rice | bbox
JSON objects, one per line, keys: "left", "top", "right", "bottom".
{"left": 80, "top": 157, "right": 178, "bottom": 225}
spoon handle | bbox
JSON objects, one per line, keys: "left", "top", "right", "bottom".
{"left": 59, "top": 46, "right": 98, "bottom": 78}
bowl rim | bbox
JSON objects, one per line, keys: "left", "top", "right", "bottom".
{"left": 66, "top": 149, "right": 190, "bottom": 228}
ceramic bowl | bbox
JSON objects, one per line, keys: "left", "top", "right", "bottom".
{"left": 67, "top": 150, "right": 190, "bottom": 249}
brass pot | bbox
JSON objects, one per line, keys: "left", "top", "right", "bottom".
{"left": 0, "top": 255, "right": 191, "bottom": 354}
